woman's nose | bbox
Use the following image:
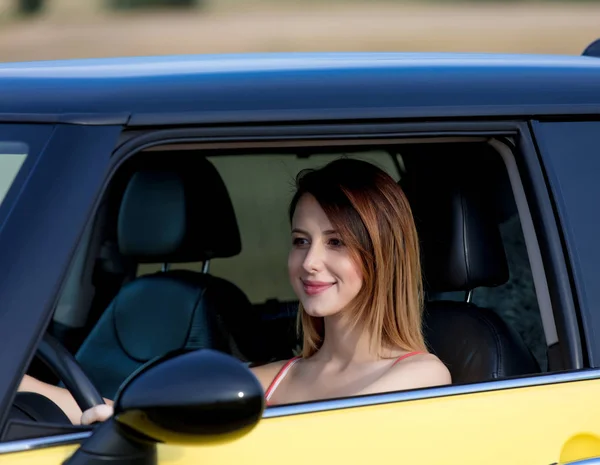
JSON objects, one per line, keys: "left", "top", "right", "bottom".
{"left": 302, "top": 243, "right": 324, "bottom": 273}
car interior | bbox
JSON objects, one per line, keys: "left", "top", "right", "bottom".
{"left": 22, "top": 137, "right": 557, "bottom": 407}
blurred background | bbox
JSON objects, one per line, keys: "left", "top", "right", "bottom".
{"left": 0, "top": 0, "right": 598, "bottom": 62}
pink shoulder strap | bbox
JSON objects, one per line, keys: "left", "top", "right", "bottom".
{"left": 392, "top": 351, "right": 425, "bottom": 366}
{"left": 264, "top": 356, "right": 301, "bottom": 404}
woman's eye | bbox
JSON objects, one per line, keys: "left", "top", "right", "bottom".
{"left": 293, "top": 237, "right": 308, "bottom": 246}
{"left": 329, "top": 238, "right": 344, "bottom": 247}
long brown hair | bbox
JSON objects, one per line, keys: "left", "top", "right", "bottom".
{"left": 289, "top": 158, "right": 426, "bottom": 358}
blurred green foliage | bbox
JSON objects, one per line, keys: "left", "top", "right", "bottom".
{"left": 16, "top": 0, "right": 44, "bottom": 15}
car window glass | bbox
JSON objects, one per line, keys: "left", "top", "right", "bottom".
{"left": 0, "top": 142, "right": 28, "bottom": 210}
{"left": 135, "top": 147, "right": 548, "bottom": 370}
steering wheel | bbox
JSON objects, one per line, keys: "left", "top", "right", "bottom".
{"left": 36, "top": 333, "right": 104, "bottom": 412}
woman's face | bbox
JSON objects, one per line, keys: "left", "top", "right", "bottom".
{"left": 288, "top": 194, "right": 363, "bottom": 318}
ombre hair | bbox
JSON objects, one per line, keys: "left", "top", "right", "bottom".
{"left": 289, "top": 158, "right": 426, "bottom": 358}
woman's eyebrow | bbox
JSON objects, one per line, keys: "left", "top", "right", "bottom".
{"left": 291, "top": 228, "right": 309, "bottom": 235}
{"left": 291, "top": 228, "right": 338, "bottom": 235}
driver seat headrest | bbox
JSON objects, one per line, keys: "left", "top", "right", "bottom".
{"left": 117, "top": 156, "right": 241, "bottom": 263}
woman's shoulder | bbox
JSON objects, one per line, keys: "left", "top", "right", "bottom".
{"left": 363, "top": 352, "right": 451, "bottom": 395}
{"left": 390, "top": 352, "right": 451, "bottom": 387}
{"left": 250, "top": 357, "right": 300, "bottom": 391}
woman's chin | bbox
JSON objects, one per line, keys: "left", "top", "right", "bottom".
{"left": 302, "top": 304, "right": 340, "bottom": 318}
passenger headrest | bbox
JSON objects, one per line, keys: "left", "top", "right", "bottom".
{"left": 402, "top": 152, "right": 509, "bottom": 292}
{"left": 117, "top": 156, "right": 241, "bottom": 263}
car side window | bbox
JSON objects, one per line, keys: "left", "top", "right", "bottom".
{"left": 133, "top": 146, "right": 551, "bottom": 369}
{"left": 0, "top": 142, "right": 28, "bottom": 210}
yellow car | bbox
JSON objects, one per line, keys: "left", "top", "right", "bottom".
{"left": 3, "top": 42, "right": 600, "bottom": 465}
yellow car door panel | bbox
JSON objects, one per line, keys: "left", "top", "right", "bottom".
{"left": 168, "top": 374, "right": 600, "bottom": 465}
{"left": 6, "top": 370, "right": 600, "bottom": 465}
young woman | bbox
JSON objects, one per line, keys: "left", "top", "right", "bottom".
{"left": 20, "top": 157, "right": 451, "bottom": 425}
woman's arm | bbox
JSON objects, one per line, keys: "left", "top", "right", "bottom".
{"left": 74, "top": 362, "right": 287, "bottom": 425}
{"left": 18, "top": 374, "right": 113, "bottom": 425}
{"left": 21, "top": 361, "right": 287, "bottom": 426}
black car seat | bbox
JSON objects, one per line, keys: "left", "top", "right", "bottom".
{"left": 402, "top": 151, "right": 540, "bottom": 384}
{"left": 76, "top": 157, "right": 263, "bottom": 399}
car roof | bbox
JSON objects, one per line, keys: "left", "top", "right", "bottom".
{"left": 1, "top": 52, "right": 600, "bottom": 126}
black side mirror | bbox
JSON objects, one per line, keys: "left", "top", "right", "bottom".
{"left": 63, "top": 349, "right": 264, "bottom": 465}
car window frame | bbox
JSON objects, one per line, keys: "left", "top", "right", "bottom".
{"left": 113, "top": 120, "right": 581, "bottom": 373}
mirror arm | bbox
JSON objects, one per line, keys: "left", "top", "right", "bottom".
{"left": 63, "top": 418, "right": 156, "bottom": 465}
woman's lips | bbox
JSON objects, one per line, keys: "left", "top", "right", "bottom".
{"left": 302, "top": 280, "right": 335, "bottom": 295}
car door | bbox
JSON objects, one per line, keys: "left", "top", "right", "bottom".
{"left": 8, "top": 371, "right": 600, "bottom": 465}
{"left": 4, "top": 121, "right": 600, "bottom": 465}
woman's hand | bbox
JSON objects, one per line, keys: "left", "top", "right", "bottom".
{"left": 80, "top": 402, "right": 114, "bottom": 425}
{"left": 19, "top": 374, "right": 116, "bottom": 425}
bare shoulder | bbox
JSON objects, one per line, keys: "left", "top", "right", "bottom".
{"left": 395, "top": 352, "right": 452, "bottom": 383}
{"left": 388, "top": 352, "right": 451, "bottom": 387}
{"left": 250, "top": 359, "right": 290, "bottom": 391}
{"left": 363, "top": 353, "right": 451, "bottom": 395}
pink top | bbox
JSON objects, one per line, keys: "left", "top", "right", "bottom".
{"left": 264, "top": 351, "right": 424, "bottom": 405}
